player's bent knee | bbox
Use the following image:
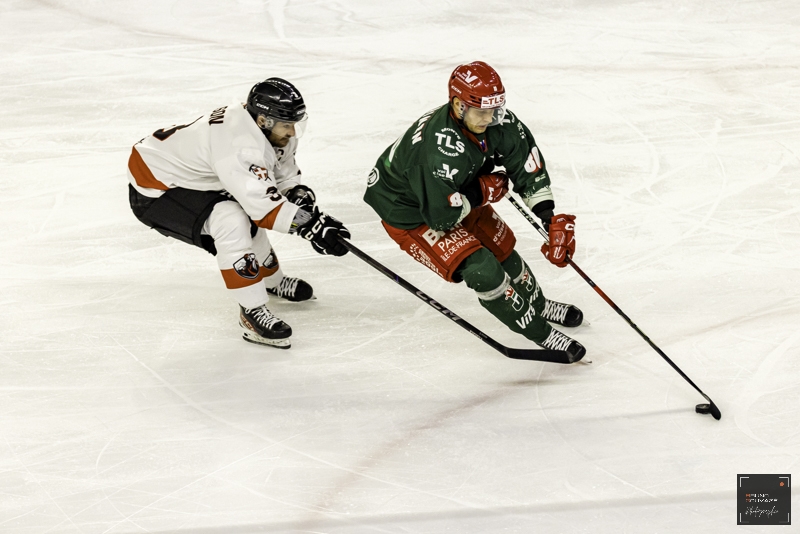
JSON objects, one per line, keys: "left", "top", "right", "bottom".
{"left": 501, "top": 249, "right": 523, "bottom": 280}
{"left": 457, "top": 248, "right": 507, "bottom": 294}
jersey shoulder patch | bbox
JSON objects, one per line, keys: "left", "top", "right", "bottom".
{"left": 249, "top": 164, "right": 270, "bottom": 181}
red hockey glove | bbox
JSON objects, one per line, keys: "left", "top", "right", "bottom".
{"left": 540, "top": 214, "right": 576, "bottom": 268}
{"left": 477, "top": 173, "right": 509, "bottom": 206}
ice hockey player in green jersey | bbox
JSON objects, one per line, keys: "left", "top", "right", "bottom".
{"left": 363, "top": 61, "right": 586, "bottom": 361}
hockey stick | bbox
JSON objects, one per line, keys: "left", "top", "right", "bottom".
{"left": 507, "top": 194, "right": 722, "bottom": 420}
{"left": 338, "top": 237, "right": 579, "bottom": 364}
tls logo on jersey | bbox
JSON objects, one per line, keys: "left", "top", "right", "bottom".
{"left": 249, "top": 165, "right": 269, "bottom": 181}
{"left": 233, "top": 253, "right": 260, "bottom": 279}
{"left": 435, "top": 128, "right": 465, "bottom": 156}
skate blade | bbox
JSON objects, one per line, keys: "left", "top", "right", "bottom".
{"left": 242, "top": 331, "right": 291, "bottom": 349}
{"left": 267, "top": 293, "right": 317, "bottom": 302}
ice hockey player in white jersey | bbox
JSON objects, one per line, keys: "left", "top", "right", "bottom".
{"left": 127, "top": 78, "right": 350, "bottom": 349}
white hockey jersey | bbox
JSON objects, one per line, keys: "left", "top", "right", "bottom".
{"left": 127, "top": 103, "right": 302, "bottom": 233}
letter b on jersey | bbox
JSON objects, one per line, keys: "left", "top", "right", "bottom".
{"left": 422, "top": 228, "right": 444, "bottom": 247}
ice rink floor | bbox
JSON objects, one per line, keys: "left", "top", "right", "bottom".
{"left": 2, "top": 1, "right": 798, "bottom": 532}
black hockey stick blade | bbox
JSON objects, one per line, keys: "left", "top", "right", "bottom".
{"left": 339, "top": 237, "right": 577, "bottom": 364}
{"left": 504, "top": 346, "right": 581, "bottom": 364}
{"left": 696, "top": 401, "right": 722, "bottom": 420}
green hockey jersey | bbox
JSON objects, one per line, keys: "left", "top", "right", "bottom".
{"left": 364, "top": 104, "right": 554, "bottom": 231}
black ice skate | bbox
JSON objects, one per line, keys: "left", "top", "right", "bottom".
{"left": 542, "top": 299, "right": 583, "bottom": 327}
{"left": 538, "top": 328, "right": 586, "bottom": 362}
{"left": 266, "top": 276, "right": 314, "bottom": 302}
{"left": 239, "top": 305, "right": 292, "bottom": 349}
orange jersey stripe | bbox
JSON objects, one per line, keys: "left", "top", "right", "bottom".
{"left": 253, "top": 204, "right": 285, "bottom": 230}
{"left": 128, "top": 147, "right": 169, "bottom": 191}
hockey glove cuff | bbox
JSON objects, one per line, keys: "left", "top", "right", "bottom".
{"left": 540, "top": 214, "right": 576, "bottom": 268}
{"left": 296, "top": 207, "right": 351, "bottom": 256}
{"left": 535, "top": 208, "right": 554, "bottom": 232}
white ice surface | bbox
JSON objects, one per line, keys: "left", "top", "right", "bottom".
{"left": 1, "top": 1, "right": 799, "bottom": 532}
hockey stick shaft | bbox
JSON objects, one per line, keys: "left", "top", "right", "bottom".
{"left": 338, "top": 237, "right": 575, "bottom": 364}
{"left": 506, "top": 194, "right": 720, "bottom": 412}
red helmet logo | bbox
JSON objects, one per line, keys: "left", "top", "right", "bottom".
{"left": 448, "top": 61, "right": 505, "bottom": 109}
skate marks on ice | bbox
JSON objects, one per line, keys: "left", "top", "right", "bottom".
{"left": 99, "top": 323, "right": 585, "bottom": 531}
{"left": 731, "top": 330, "right": 800, "bottom": 450}
{"left": 139, "top": 490, "right": 731, "bottom": 533}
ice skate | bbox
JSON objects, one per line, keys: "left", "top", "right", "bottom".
{"left": 239, "top": 305, "right": 292, "bottom": 348}
{"left": 538, "top": 327, "right": 586, "bottom": 363}
{"left": 266, "top": 276, "right": 314, "bottom": 302}
{"left": 541, "top": 299, "right": 583, "bottom": 327}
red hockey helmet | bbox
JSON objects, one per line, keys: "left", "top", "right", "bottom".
{"left": 448, "top": 61, "right": 506, "bottom": 109}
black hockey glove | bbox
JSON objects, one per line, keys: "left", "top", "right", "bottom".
{"left": 285, "top": 184, "right": 316, "bottom": 211}
{"left": 296, "top": 207, "right": 350, "bottom": 256}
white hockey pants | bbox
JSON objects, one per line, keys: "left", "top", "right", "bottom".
{"left": 201, "top": 201, "right": 285, "bottom": 309}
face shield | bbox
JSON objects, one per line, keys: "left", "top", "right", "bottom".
{"left": 263, "top": 113, "right": 309, "bottom": 139}
{"left": 459, "top": 92, "right": 506, "bottom": 133}
{"left": 463, "top": 105, "right": 507, "bottom": 128}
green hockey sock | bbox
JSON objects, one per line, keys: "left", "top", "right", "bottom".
{"left": 501, "top": 250, "right": 545, "bottom": 313}
{"left": 459, "top": 248, "right": 551, "bottom": 343}
{"left": 478, "top": 278, "right": 552, "bottom": 344}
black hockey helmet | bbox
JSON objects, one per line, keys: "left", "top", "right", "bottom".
{"left": 246, "top": 77, "right": 307, "bottom": 124}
